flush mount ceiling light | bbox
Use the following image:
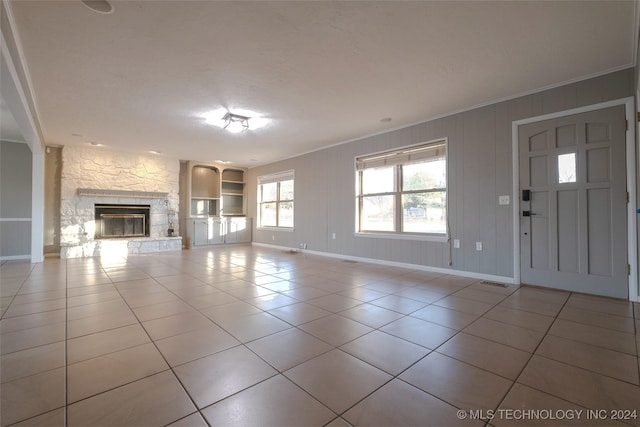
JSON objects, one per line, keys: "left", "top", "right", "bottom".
{"left": 203, "top": 108, "right": 269, "bottom": 133}
{"left": 222, "top": 112, "right": 250, "bottom": 134}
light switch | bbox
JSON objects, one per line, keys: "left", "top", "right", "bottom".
{"left": 499, "top": 195, "right": 510, "bottom": 205}
{"left": 453, "top": 239, "right": 460, "bottom": 248}
{"left": 476, "top": 242, "right": 483, "bottom": 251}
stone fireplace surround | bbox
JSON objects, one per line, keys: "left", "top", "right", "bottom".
{"left": 60, "top": 146, "right": 182, "bottom": 258}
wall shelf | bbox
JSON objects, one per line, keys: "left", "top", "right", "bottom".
{"left": 221, "top": 169, "right": 246, "bottom": 217}
{"left": 184, "top": 162, "right": 248, "bottom": 248}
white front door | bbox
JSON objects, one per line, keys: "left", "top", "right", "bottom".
{"left": 519, "top": 105, "right": 628, "bottom": 298}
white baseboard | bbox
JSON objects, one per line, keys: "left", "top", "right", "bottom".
{"left": 251, "top": 242, "right": 516, "bottom": 285}
{"left": 0, "top": 254, "right": 31, "bottom": 261}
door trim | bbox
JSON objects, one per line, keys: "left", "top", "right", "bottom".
{"left": 511, "top": 97, "right": 638, "bottom": 302}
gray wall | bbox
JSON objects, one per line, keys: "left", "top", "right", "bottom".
{"left": 0, "top": 140, "right": 32, "bottom": 258}
{"left": 248, "top": 68, "right": 635, "bottom": 279}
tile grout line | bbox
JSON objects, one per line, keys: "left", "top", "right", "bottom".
{"left": 7, "top": 249, "right": 636, "bottom": 426}
{"left": 106, "top": 263, "right": 213, "bottom": 427}
{"left": 489, "top": 290, "right": 574, "bottom": 420}
{"left": 151, "top": 265, "right": 349, "bottom": 424}
{"left": 0, "top": 263, "right": 37, "bottom": 321}
{"left": 57, "top": 258, "right": 204, "bottom": 425}
{"left": 147, "top": 263, "right": 407, "bottom": 423}
{"left": 0, "top": 261, "right": 65, "bottom": 427}
{"left": 320, "top": 280, "right": 514, "bottom": 423}
{"left": 0, "top": 258, "right": 510, "bottom": 424}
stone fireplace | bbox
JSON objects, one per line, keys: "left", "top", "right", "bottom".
{"left": 60, "top": 146, "right": 182, "bottom": 258}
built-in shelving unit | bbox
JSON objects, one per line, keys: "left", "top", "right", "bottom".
{"left": 190, "top": 165, "right": 220, "bottom": 217}
{"left": 221, "top": 169, "right": 245, "bottom": 216}
{"left": 185, "top": 162, "right": 250, "bottom": 248}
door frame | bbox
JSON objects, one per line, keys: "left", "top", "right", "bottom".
{"left": 511, "top": 97, "right": 638, "bottom": 302}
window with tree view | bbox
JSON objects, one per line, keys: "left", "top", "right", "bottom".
{"left": 356, "top": 140, "right": 447, "bottom": 236}
{"left": 258, "top": 171, "right": 294, "bottom": 229}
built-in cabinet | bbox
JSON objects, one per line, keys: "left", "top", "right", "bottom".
{"left": 192, "top": 217, "right": 252, "bottom": 246}
{"left": 185, "top": 161, "right": 251, "bottom": 248}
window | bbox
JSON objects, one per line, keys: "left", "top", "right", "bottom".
{"left": 257, "top": 170, "right": 294, "bottom": 229}
{"left": 557, "top": 152, "right": 576, "bottom": 183}
{"left": 356, "top": 140, "right": 447, "bottom": 236}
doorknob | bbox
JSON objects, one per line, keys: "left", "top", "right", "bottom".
{"left": 522, "top": 211, "right": 536, "bottom": 217}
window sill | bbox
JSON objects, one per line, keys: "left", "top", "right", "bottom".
{"left": 257, "top": 227, "right": 295, "bottom": 232}
{"left": 354, "top": 232, "right": 448, "bottom": 243}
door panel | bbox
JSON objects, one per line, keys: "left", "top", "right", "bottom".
{"left": 519, "top": 105, "right": 627, "bottom": 298}
{"left": 557, "top": 189, "right": 578, "bottom": 273}
{"left": 587, "top": 188, "right": 611, "bottom": 276}
{"left": 529, "top": 156, "right": 548, "bottom": 186}
{"left": 530, "top": 191, "right": 549, "bottom": 270}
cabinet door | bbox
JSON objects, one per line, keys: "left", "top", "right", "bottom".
{"left": 236, "top": 218, "right": 252, "bottom": 243}
{"left": 208, "top": 219, "right": 225, "bottom": 245}
{"left": 226, "top": 219, "right": 251, "bottom": 243}
{"left": 192, "top": 220, "right": 209, "bottom": 246}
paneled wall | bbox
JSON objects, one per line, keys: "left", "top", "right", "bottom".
{"left": 248, "top": 68, "right": 635, "bottom": 280}
{"left": 0, "top": 141, "right": 32, "bottom": 259}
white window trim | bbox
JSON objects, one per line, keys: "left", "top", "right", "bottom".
{"left": 354, "top": 138, "right": 449, "bottom": 239}
{"left": 257, "top": 170, "right": 295, "bottom": 230}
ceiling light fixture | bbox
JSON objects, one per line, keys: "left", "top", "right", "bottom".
{"left": 203, "top": 108, "right": 269, "bottom": 132}
{"left": 222, "top": 112, "right": 250, "bottom": 134}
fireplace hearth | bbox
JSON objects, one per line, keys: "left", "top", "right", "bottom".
{"left": 95, "top": 204, "right": 150, "bottom": 238}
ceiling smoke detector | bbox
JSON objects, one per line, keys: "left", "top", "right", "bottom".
{"left": 81, "top": 0, "right": 113, "bottom": 14}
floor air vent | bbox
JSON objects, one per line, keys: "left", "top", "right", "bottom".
{"left": 479, "top": 280, "right": 509, "bottom": 288}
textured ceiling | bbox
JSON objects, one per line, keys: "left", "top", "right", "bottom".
{"left": 6, "top": 1, "right": 637, "bottom": 166}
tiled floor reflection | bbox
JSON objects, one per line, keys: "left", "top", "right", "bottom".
{"left": 1, "top": 246, "right": 639, "bottom": 426}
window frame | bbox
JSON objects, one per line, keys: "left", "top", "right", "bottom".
{"left": 355, "top": 139, "right": 448, "bottom": 240}
{"left": 257, "top": 170, "right": 295, "bottom": 230}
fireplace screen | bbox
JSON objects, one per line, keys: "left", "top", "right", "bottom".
{"left": 100, "top": 214, "right": 146, "bottom": 237}
{"left": 95, "top": 204, "right": 150, "bottom": 239}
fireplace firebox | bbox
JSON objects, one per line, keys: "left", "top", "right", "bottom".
{"left": 95, "top": 204, "right": 151, "bottom": 238}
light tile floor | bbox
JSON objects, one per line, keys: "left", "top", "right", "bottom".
{"left": 1, "top": 246, "right": 639, "bottom": 426}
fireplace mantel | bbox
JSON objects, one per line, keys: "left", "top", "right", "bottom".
{"left": 77, "top": 188, "right": 169, "bottom": 199}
